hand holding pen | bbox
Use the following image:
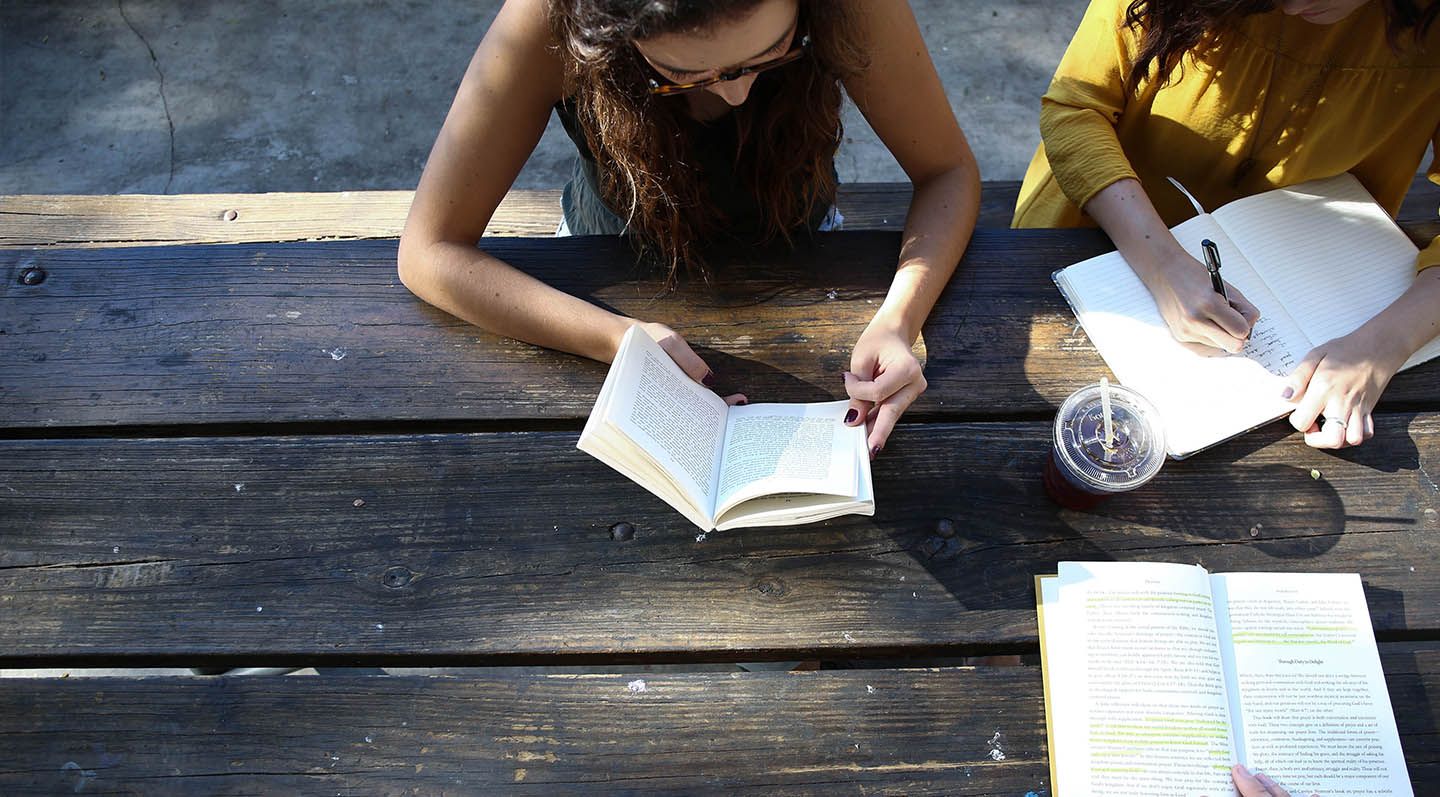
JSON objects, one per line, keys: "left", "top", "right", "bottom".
{"left": 1124, "top": 234, "right": 1260, "bottom": 354}
{"left": 1177, "top": 237, "right": 1260, "bottom": 354}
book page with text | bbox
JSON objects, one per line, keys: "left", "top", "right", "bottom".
{"left": 1044, "top": 561, "right": 1237, "bottom": 796}
{"left": 713, "top": 401, "right": 858, "bottom": 519}
{"left": 1212, "top": 572, "right": 1412, "bottom": 797}
{"left": 1057, "top": 215, "right": 1306, "bottom": 456}
{"left": 604, "top": 327, "right": 731, "bottom": 518}
{"left": 1214, "top": 173, "right": 1440, "bottom": 370}
{"left": 715, "top": 436, "right": 873, "bottom": 530}
{"left": 578, "top": 327, "right": 713, "bottom": 530}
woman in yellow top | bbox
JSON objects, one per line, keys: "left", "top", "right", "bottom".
{"left": 1015, "top": 0, "right": 1440, "bottom": 450}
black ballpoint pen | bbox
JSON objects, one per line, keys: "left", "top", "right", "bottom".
{"left": 1201, "top": 238, "right": 1228, "bottom": 301}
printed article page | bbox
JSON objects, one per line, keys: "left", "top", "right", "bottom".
{"left": 1046, "top": 562, "right": 1237, "bottom": 796}
{"left": 1213, "top": 573, "right": 1412, "bottom": 797}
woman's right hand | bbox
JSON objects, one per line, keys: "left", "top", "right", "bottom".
{"left": 1138, "top": 243, "right": 1262, "bottom": 355}
{"left": 1082, "top": 180, "right": 1261, "bottom": 355}
{"left": 1227, "top": 763, "right": 1316, "bottom": 797}
{"left": 632, "top": 321, "right": 747, "bottom": 405}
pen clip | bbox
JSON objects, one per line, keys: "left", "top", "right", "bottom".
{"left": 1200, "top": 239, "right": 1221, "bottom": 275}
{"left": 1200, "top": 238, "right": 1230, "bottom": 304}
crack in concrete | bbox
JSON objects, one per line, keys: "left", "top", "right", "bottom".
{"left": 117, "top": 0, "right": 176, "bottom": 193}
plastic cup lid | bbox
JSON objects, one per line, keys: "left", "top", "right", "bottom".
{"left": 1053, "top": 382, "right": 1166, "bottom": 493}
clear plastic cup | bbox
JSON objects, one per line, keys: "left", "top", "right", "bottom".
{"left": 1043, "top": 382, "right": 1167, "bottom": 510}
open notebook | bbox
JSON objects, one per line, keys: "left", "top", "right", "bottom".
{"left": 1054, "top": 173, "right": 1440, "bottom": 458}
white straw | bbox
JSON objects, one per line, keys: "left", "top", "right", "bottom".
{"left": 1100, "top": 376, "right": 1115, "bottom": 448}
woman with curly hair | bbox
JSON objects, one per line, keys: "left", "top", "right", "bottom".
{"left": 1015, "top": 0, "right": 1440, "bottom": 450}
{"left": 399, "top": 0, "right": 980, "bottom": 457}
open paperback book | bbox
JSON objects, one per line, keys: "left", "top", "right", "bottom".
{"left": 1036, "top": 561, "right": 1412, "bottom": 797}
{"left": 578, "top": 325, "right": 873, "bottom": 532}
{"left": 1054, "top": 173, "right": 1440, "bottom": 458}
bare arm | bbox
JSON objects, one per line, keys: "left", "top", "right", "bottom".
{"left": 1029, "top": 0, "right": 1256, "bottom": 355}
{"left": 840, "top": 0, "right": 981, "bottom": 453}
{"left": 1085, "top": 178, "right": 1261, "bottom": 354}
{"left": 1283, "top": 265, "right": 1440, "bottom": 448}
{"left": 397, "top": 0, "right": 634, "bottom": 365}
{"left": 1280, "top": 122, "right": 1440, "bottom": 448}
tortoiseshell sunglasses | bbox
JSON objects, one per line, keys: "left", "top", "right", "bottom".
{"left": 646, "top": 34, "right": 811, "bottom": 96}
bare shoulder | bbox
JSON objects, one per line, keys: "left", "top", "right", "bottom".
{"left": 463, "top": 0, "right": 566, "bottom": 104}
{"left": 838, "top": 0, "right": 970, "bottom": 180}
{"left": 404, "top": 0, "right": 568, "bottom": 244}
{"left": 842, "top": 0, "right": 919, "bottom": 49}
{"left": 838, "top": 0, "right": 938, "bottom": 102}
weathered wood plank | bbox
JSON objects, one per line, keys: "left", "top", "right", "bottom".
{"left": 827, "top": 180, "right": 1024, "bottom": 230}
{"left": 842, "top": 177, "right": 1437, "bottom": 235}
{"left": 4, "top": 229, "right": 1438, "bottom": 429}
{"left": 842, "top": 177, "right": 1438, "bottom": 232}
{"left": 1, "top": 414, "right": 1434, "bottom": 665}
{"left": 0, "top": 190, "right": 545, "bottom": 246}
{"left": 2, "top": 643, "right": 1435, "bottom": 795}
{"left": 1402, "top": 176, "right": 1440, "bottom": 223}
{"left": 3, "top": 176, "right": 1435, "bottom": 249}
{"left": 0, "top": 183, "right": 1014, "bottom": 250}
{"left": 0, "top": 668, "right": 1045, "bottom": 797}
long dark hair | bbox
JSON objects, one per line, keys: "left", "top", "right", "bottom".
{"left": 1123, "top": 0, "right": 1440, "bottom": 90}
{"left": 549, "top": 0, "right": 866, "bottom": 284}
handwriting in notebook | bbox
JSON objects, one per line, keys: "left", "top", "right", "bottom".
{"left": 1055, "top": 174, "right": 1434, "bottom": 457}
{"left": 1239, "top": 316, "right": 1298, "bottom": 377}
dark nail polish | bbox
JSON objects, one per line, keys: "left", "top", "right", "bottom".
{"left": 737, "top": 399, "right": 747, "bottom": 406}
{"left": 870, "top": 445, "right": 882, "bottom": 459}
{"left": 702, "top": 371, "right": 716, "bottom": 387}
{"left": 844, "top": 409, "right": 858, "bottom": 424}
{"left": 1281, "top": 386, "right": 1294, "bottom": 400}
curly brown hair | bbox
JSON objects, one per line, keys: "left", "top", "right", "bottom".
{"left": 549, "top": 0, "right": 867, "bottom": 284}
{"left": 1123, "top": 0, "right": 1440, "bottom": 90}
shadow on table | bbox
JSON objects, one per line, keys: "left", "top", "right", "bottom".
{"left": 498, "top": 229, "right": 1075, "bottom": 413}
{"left": 1088, "top": 462, "right": 1353, "bottom": 559}
{"left": 1172, "top": 412, "right": 1426, "bottom": 477}
{"left": 509, "top": 232, "right": 1428, "bottom": 656}
{"left": 882, "top": 425, "right": 1422, "bottom": 626}
{"left": 1365, "top": 582, "right": 1413, "bottom": 641}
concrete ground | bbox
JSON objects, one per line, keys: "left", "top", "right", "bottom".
{"left": 0, "top": 0, "right": 1085, "bottom": 195}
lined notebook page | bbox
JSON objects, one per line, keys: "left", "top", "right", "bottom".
{"left": 1057, "top": 215, "right": 1304, "bottom": 457}
{"left": 1214, "top": 173, "right": 1440, "bottom": 370}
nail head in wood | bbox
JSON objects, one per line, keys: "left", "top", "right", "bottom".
{"left": 381, "top": 566, "right": 414, "bottom": 589}
{"left": 750, "top": 577, "right": 789, "bottom": 599}
{"left": 19, "top": 267, "right": 47, "bottom": 286}
{"left": 609, "top": 522, "right": 635, "bottom": 542}
{"left": 223, "top": 209, "right": 239, "bottom": 222}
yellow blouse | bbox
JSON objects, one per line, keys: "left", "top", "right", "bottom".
{"left": 1013, "top": 0, "right": 1440, "bottom": 272}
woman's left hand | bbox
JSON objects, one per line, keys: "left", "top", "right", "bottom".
{"left": 1284, "top": 327, "right": 1408, "bottom": 449}
{"left": 843, "top": 320, "right": 927, "bottom": 459}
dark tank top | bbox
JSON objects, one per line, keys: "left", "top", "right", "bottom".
{"left": 553, "top": 97, "right": 833, "bottom": 239}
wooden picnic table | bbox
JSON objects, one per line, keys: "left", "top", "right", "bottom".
{"left": 1, "top": 181, "right": 1437, "bottom": 794}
